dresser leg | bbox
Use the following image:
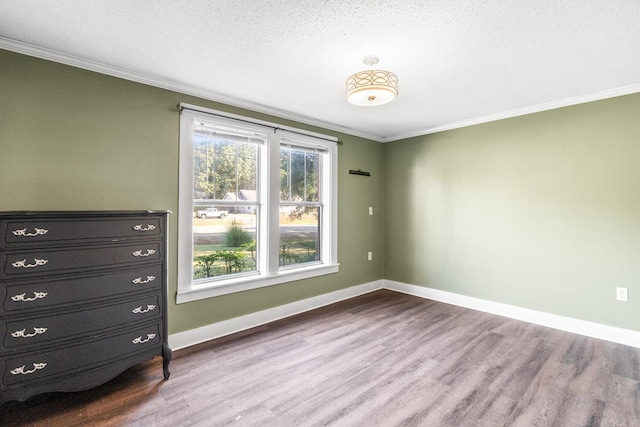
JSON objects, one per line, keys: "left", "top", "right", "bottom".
{"left": 162, "top": 345, "right": 172, "bottom": 379}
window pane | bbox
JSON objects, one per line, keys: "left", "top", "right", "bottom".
{"left": 280, "top": 146, "right": 319, "bottom": 202}
{"left": 194, "top": 129, "right": 258, "bottom": 201}
{"left": 279, "top": 206, "right": 320, "bottom": 267}
{"left": 192, "top": 126, "right": 259, "bottom": 281}
{"left": 193, "top": 206, "right": 258, "bottom": 280}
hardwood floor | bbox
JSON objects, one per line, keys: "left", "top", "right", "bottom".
{"left": 2, "top": 290, "right": 639, "bottom": 426}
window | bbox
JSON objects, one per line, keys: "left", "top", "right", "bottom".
{"left": 177, "top": 104, "right": 338, "bottom": 303}
{"left": 191, "top": 124, "right": 260, "bottom": 280}
{"left": 279, "top": 143, "right": 320, "bottom": 267}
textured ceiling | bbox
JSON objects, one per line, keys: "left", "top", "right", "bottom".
{"left": 1, "top": 0, "right": 640, "bottom": 142}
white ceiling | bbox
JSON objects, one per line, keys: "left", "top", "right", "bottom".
{"left": 2, "top": 1, "right": 640, "bottom": 142}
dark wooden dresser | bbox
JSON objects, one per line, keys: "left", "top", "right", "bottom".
{"left": 0, "top": 211, "right": 171, "bottom": 405}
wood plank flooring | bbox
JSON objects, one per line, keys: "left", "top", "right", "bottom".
{"left": 2, "top": 289, "right": 639, "bottom": 426}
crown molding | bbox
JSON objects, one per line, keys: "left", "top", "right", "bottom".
{"left": 3, "top": 36, "right": 639, "bottom": 144}
{"left": 383, "top": 83, "right": 640, "bottom": 142}
{"left": 0, "top": 36, "right": 385, "bottom": 143}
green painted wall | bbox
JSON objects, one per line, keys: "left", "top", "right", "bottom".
{"left": 5, "top": 47, "right": 638, "bottom": 336}
{"left": 384, "top": 93, "right": 640, "bottom": 331}
{"left": 0, "top": 50, "right": 385, "bottom": 334}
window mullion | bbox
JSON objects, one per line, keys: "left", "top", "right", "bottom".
{"left": 288, "top": 147, "right": 292, "bottom": 201}
{"left": 266, "top": 133, "right": 281, "bottom": 275}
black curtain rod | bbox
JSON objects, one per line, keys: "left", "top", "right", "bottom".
{"left": 178, "top": 104, "right": 343, "bottom": 145}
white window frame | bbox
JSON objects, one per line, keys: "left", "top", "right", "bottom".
{"left": 177, "top": 103, "right": 339, "bottom": 303}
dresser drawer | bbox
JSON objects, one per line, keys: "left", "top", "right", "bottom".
{"left": 0, "top": 242, "right": 161, "bottom": 279}
{"left": 2, "top": 294, "right": 161, "bottom": 350}
{"left": 2, "top": 323, "right": 161, "bottom": 386}
{"left": 1, "top": 216, "right": 162, "bottom": 247}
{"left": 2, "top": 264, "right": 162, "bottom": 314}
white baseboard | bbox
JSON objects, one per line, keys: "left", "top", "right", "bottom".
{"left": 169, "top": 278, "right": 640, "bottom": 351}
{"left": 168, "top": 280, "right": 384, "bottom": 350}
{"left": 384, "top": 279, "right": 640, "bottom": 349}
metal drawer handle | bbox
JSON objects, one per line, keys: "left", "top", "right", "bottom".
{"left": 11, "top": 327, "right": 48, "bottom": 338}
{"left": 132, "top": 275, "right": 156, "bottom": 284}
{"left": 132, "top": 304, "right": 156, "bottom": 314}
{"left": 11, "top": 291, "right": 48, "bottom": 302}
{"left": 132, "top": 224, "right": 156, "bottom": 232}
{"left": 11, "top": 228, "right": 49, "bottom": 237}
{"left": 132, "top": 333, "right": 156, "bottom": 344}
{"left": 11, "top": 259, "right": 49, "bottom": 269}
{"left": 11, "top": 362, "right": 47, "bottom": 375}
{"left": 132, "top": 249, "right": 156, "bottom": 257}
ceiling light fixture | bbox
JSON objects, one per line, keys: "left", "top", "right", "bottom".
{"left": 346, "top": 55, "right": 398, "bottom": 107}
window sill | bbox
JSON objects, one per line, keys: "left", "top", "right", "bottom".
{"left": 176, "top": 263, "right": 340, "bottom": 304}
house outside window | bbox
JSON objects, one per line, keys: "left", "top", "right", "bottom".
{"left": 177, "top": 104, "right": 339, "bottom": 303}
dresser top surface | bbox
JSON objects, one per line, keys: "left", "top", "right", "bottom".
{"left": 0, "top": 211, "right": 170, "bottom": 218}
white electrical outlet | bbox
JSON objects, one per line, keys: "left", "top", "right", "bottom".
{"left": 367, "top": 252, "right": 373, "bottom": 261}
{"left": 369, "top": 207, "right": 373, "bottom": 215}
{"left": 616, "top": 287, "right": 628, "bottom": 302}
